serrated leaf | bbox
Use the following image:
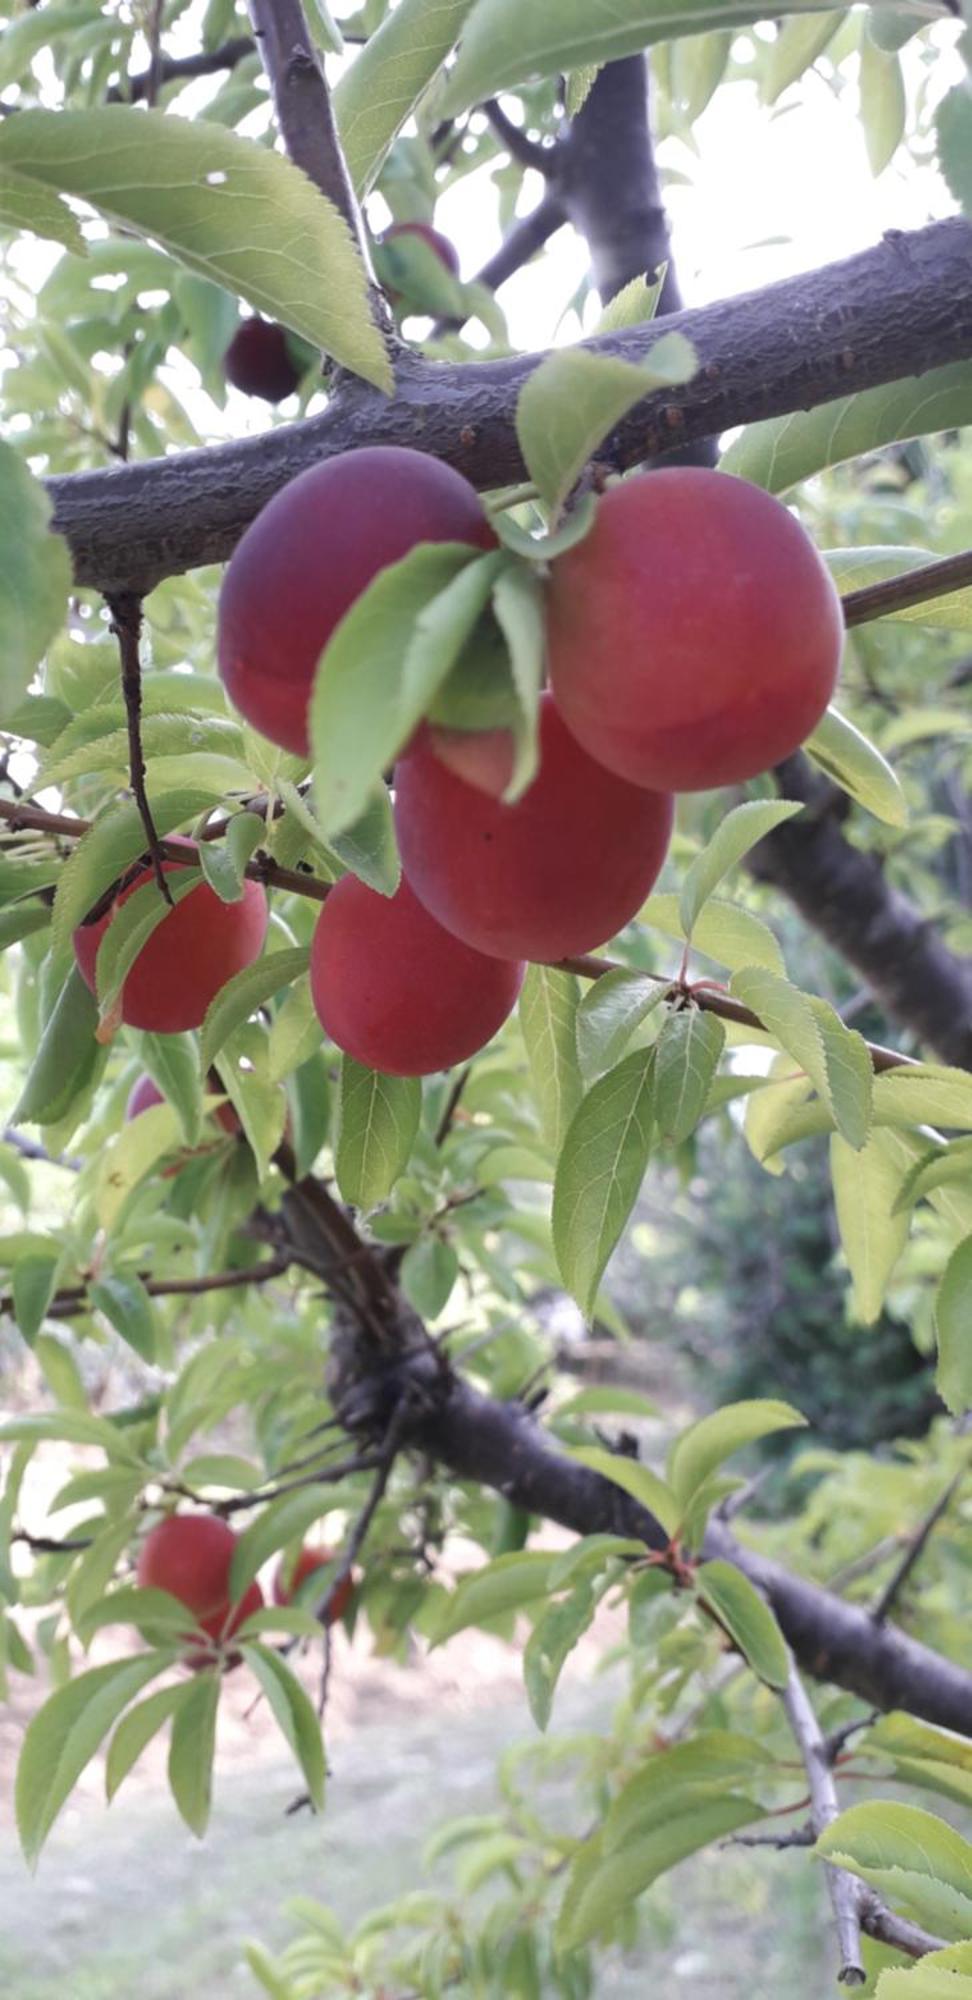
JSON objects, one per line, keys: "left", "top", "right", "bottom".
{"left": 575, "top": 969, "right": 667, "bottom": 1081}
{"left": 641, "top": 893, "right": 785, "bottom": 976}
{"left": 516, "top": 345, "right": 696, "bottom": 521}
{"left": 0, "top": 109, "right": 391, "bottom": 389}
{"left": 310, "top": 543, "right": 476, "bottom": 839}
{"left": 0, "top": 1410, "right": 141, "bottom": 1463}
{"left": 694, "top": 1561, "right": 789, "bottom": 1688}
{"left": 523, "top": 1581, "right": 596, "bottom": 1729}
{"left": 196, "top": 813, "right": 264, "bottom": 902}
{"left": 934, "top": 1234, "right": 972, "bottom": 1417}
{"left": 827, "top": 547, "right": 972, "bottom": 631}
{"left": 804, "top": 705, "right": 907, "bottom": 827}
{"left": 654, "top": 1008, "right": 725, "bottom": 1145}
{"left": 876, "top": 1953, "right": 972, "bottom": 1998}
{"left": 168, "top": 1669, "right": 219, "bottom": 1838}
{"left": 199, "top": 947, "right": 309, "bottom": 1073}
{"left": 240, "top": 1644, "right": 326, "bottom": 1810}
{"left": 267, "top": 977, "right": 321, "bottom": 1084}
{"left": 668, "top": 1400, "right": 806, "bottom": 1512}
{"left": 831, "top": 1129, "right": 912, "bottom": 1323}
{"left": 552, "top": 1050, "right": 655, "bottom": 1317}
{"left": 334, "top": 1058, "right": 421, "bottom": 1208}
{"left": 594, "top": 272, "right": 664, "bottom": 333}
{"left": 335, "top": 0, "right": 479, "bottom": 195}
{"left": 132, "top": 1031, "right": 204, "bottom": 1149}
{"left": 558, "top": 1793, "right": 762, "bottom": 1950}
{"left": 567, "top": 1445, "right": 679, "bottom": 1538}
{"left": 817, "top": 1803, "right": 972, "bottom": 1941}
{"left": 429, "top": 1553, "right": 555, "bottom": 1644}
{"left": 721, "top": 360, "right": 972, "bottom": 493}
{"left": 327, "top": 787, "right": 401, "bottom": 898}
{"left": 604, "top": 1729, "right": 776, "bottom": 1852}
{"left": 761, "top": 12, "right": 843, "bottom": 103}
{"left": 547, "top": 1534, "right": 647, "bottom": 1589}
{"left": 731, "top": 968, "right": 872, "bottom": 1147}
{"left": 679, "top": 801, "right": 802, "bottom": 936}
{"left": 0, "top": 440, "right": 72, "bottom": 729}
{"left": 89, "top": 1274, "right": 158, "bottom": 1363}
{"left": 106, "top": 1680, "right": 189, "bottom": 1803}
{"left": 16, "top": 1653, "right": 169, "bottom": 1864}
{"left": 519, "top": 966, "right": 583, "bottom": 1149}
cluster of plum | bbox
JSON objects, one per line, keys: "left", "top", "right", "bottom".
{"left": 71, "top": 445, "right": 841, "bottom": 1083}
{"left": 136, "top": 1511, "right": 353, "bottom": 1670}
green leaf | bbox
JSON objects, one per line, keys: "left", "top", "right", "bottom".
{"left": 327, "top": 787, "right": 401, "bottom": 899}
{"left": 859, "top": 34, "right": 906, "bottom": 175}
{"left": 552, "top": 1050, "right": 655, "bottom": 1317}
{"left": 515, "top": 345, "right": 696, "bottom": 522}
{"left": 240, "top": 1644, "right": 326, "bottom": 1810}
{"left": 547, "top": 1534, "right": 647, "bottom": 1589}
{"left": 195, "top": 813, "right": 264, "bottom": 902}
{"left": 227, "top": 1486, "right": 348, "bottom": 1600}
{"left": 876, "top": 1951, "right": 972, "bottom": 1998}
{"left": 653, "top": 1009, "right": 725, "bottom": 1145}
{"left": 400, "top": 550, "right": 507, "bottom": 716}
{"left": 12, "top": 966, "right": 101, "bottom": 1128}
{"left": 428, "top": 1553, "right": 556, "bottom": 1644}
{"left": 827, "top": 547, "right": 972, "bottom": 631}
{"left": 132, "top": 1031, "right": 204, "bottom": 1149}
{"left": 400, "top": 1236, "right": 459, "bottom": 1319}
{"left": 0, "top": 158, "right": 86, "bottom": 253}
{"left": 575, "top": 969, "right": 667, "bottom": 1081}
{"left": 594, "top": 272, "right": 665, "bottom": 333}
{"left": 679, "top": 801, "right": 803, "bottom": 936}
{"left": 267, "top": 978, "right": 322, "bottom": 1084}
{"left": 334, "top": 1058, "right": 421, "bottom": 1208}
{"left": 567, "top": 1446, "right": 679, "bottom": 1538}
{"left": 938, "top": 82, "right": 972, "bottom": 219}
{"left": 866, "top": 1716, "right": 972, "bottom": 1812}
{"left": 89, "top": 1274, "right": 158, "bottom": 1363}
{"left": 335, "top": 0, "right": 479, "bottom": 195}
{"left": 0, "top": 109, "right": 391, "bottom": 390}
{"left": 0, "top": 1145, "right": 30, "bottom": 1218}
{"left": 16, "top": 1653, "right": 169, "bottom": 1864}
{"left": 604, "top": 1729, "right": 776, "bottom": 1852}
{"left": 556, "top": 1386, "right": 659, "bottom": 1420}
{"left": 817, "top": 1803, "right": 972, "bottom": 1941}
{"left": 0, "top": 440, "right": 72, "bottom": 730}
{"left": 873, "top": 1064, "right": 972, "bottom": 1134}
{"left": 558, "top": 1793, "right": 762, "bottom": 1950}
{"left": 761, "top": 12, "right": 843, "bottom": 103}
{"left": 519, "top": 966, "right": 583, "bottom": 1149}
{"left": 731, "top": 968, "right": 872, "bottom": 1149}
{"left": 199, "top": 947, "right": 309, "bottom": 1074}
{"left": 694, "top": 1561, "right": 789, "bottom": 1688}
{"left": 721, "top": 360, "right": 972, "bottom": 493}
{"left": 831, "top": 1129, "right": 912, "bottom": 1324}
{"left": 168, "top": 1669, "right": 220, "bottom": 1838}
{"left": 310, "top": 543, "right": 476, "bottom": 839}
{"left": 523, "top": 1582, "right": 597, "bottom": 1729}
{"left": 934, "top": 1234, "right": 972, "bottom": 1417}
{"left": 106, "top": 1681, "right": 189, "bottom": 1803}
{"left": 668, "top": 1400, "right": 806, "bottom": 1512}
{"left": 804, "top": 706, "right": 908, "bottom": 827}
{"left": 11, "top": 1252, "right": 61, "bottom": 1348}
{"left": 0, "top": 1409, "right": 141, "bottom": 1463}
{"left": 641, "top": 893, "right": 785, "bottom": 977}
{"left": 491, "top": 559, "right": 546, "bottom": 800}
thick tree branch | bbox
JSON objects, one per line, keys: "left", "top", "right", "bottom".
{"left": 47, "top": 217, "right": 972, "bottom": 596}
{"left": 749, "top": 753, "right": 972, "bottom": 1071}
{"left": 558, "top": 58, "right": 683, "bottom": 314}
{"left": 249, "top": 0, "right": 362, "bottom": 246}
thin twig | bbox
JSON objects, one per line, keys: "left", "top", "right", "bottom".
{"left": 434, "top": 1066, "right": 471, "bottom": 1147}
{"left": 215, "top": 1452, "right": 383, "bottom": 1516}
{"left": 870, "top": 1468, "right": 966, "bottom": 1625}
{"left": 2, "top": 1126, "right": 81, "bottom": 1171}
{"left": 249, "top": 0, "right": 364, "bottom": 248}
{"left": 108, "top": 34, "right": 256, "bottom": 102}
{"left": 842, "top": 546, "right": 972, "bottom": 631}
{"left": 483, "top": 99, "right": 554, "bottom": 175}
{"left": 782, "top": 1661, "right": 866, "bottom": 1985}
{"left": 0, "top": 797, "right": 332, "bottom": 906}
{"left": 822, "top": 1711, "right": 880, "bottom": 1763}
{"left": 728, "top": 1822, "right": 816, "bottom": 1850}
{"left": 0, "top": 1255, "right": 292, "bottom": 1323}
{"left": 108, "top": 593, "right": 172, "bottom": 904}
{"left": 431, "top": 193, "right": 566, "bottom": 337}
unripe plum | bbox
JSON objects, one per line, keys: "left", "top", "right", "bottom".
{"left": 73, "top": 859, "right": 268, "bottom": 1034}
{"left": 218, "top": 447, "right": 495, "bottom": 757}
{"left": 545, "top": 468, "right": 843, "bottom": 792}
{"left": 224, "top": 318, "right": 301, "bottom": 402}
{"left": 136, "top": 1513, "right": 263, "bottom": 1664}
{"left": 309, "top": 873, "right": 523, "bottom": 1076}
{"left": 272, "top": 1544, "right": 354, "bottom": 1623}
{"left": 394, "top": 694, "right": 674, "bottom": 960}
{"left": 383, "top": 220, "right": 460, "bottom": 277}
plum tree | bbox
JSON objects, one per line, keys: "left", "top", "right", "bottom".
{"left": 394, "top": 694, "right": 674, "bottom": 960}
{"left": 546, "top": 468, "right": 843, "bottom": 792}
{"left": 218, "top": 447, "right": 495, "bottom": 757}
{"left": 310, "top": 873, "right": 523, "bottom": 1075}
{"left": 223, "top": 317, "right": 302, "bottom": 402}
{"left": 73, "top": 860, "right": 268, "bottom": 1033}
{"left": 136, "top": 1514, "right": 263, "bottom": 1661}
{"left": 273, "top": 1545, "right": 354, "bottom": 1622}
{"left": 383, "top": 219, "right": 460, "bottom": 275}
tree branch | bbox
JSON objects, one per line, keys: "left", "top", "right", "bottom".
{"left": 0, "top": 1255, "right": 292, "bottom": 1322}
{"left": 843, "top": 547, "right": 972, "bottom": 630}
{"left": 249, "top": 0, "right": 363, "bottom": 247}
{"left": 474, "top": 191, "right": 567, "bottom": 296}
{"left": 0, "top": 796, "right": 333, "bottom": 905}
{"left": 483, "top": 98, "right": 553, "bottom": 175}
{"left": 47, "top": 218, "right": 972, "bottom": 596}
{"left": 557, "top": 57, "right": 683, "bottom": 314}
{"left": 108, "top": 35, "right": 256, "bottom": 104}
{"left": 108, "top": 591, "right": 172, "bottom": 904}
{"left": 869, "top": 1467, "right": 966, "bottom": 1626}
{"left": 781, "top": 1662, "right": 865, "bottom": 1984}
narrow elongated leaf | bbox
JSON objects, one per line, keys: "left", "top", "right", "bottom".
{"left": 668, "top": 1400, "right": 806, "bottom": 1511}
{"left": 934, "top": 1234, "right": 972, "bottom": 1416}
{"left": 604, "top": 1730, "right": 776, "bottom": 1852}
{"left": 519, "top": 966, "right": 583, "bottom": 1149}
{"left": 334, "top": 1059, "right": 421, "bottom": 1208}
{"left": 95, "top": 1102, "right": 183, "bottom": 1231}
{"left": 761, "top": 11, "right": 843, "bottom": 103}
{"left": 0, "top": 440, "right": 72, "bottom": 729}
{"left": 106, "top": 1681, "right": 189, "bottom": 1802}
{"left": 229, "top": 1484, "right": 352, "bottom": 1601}
{"left": 168, "top": 1670, "right": 220, "bottom": 1838}
{"left": 721, "top": 360, "right": 972, "bottom": 493}
{"left": 516, "top": 344, "right": 696, "bottom": 520}
{"left": 731, "top": 968, "right": 872, "bottom": 1147}
{"left": 552, "top": 1050, "right": 655, "bottom": 1316}
{"left": 859, "top": 35, "right": 906, "bottom": 177}
{"left": 199, "top": 947, "right": 309, "bottom": 1073}
{"left": 89, "top": 1274, "right": 158, "bottom": 1363}
{"left": 694, "top": 1562, "right": 789, "bottom": 1688}
{"left": 817, "top": 1803, "right": 972, "bottom": 1941}
{"left": 680, "top": 801, "right": 802, "bottom": 936}
{"left": 567, "top": 1445, "right": 679, "bottom": 1538}
{"left": 335, "top": 0, "right": 479, "bottom": 195}
{"left": 327, "top": 787, "right": 401, "bottom": 898}
{"left": 0, "top": 109, "right": 391, "bottom": 389}
{"left": 492, "top": 558, "right": 546, "bottom": 799}
{"left": 558, "top": 1794, "right": 763, "bottom": 1949}
{"left": 0, "top": 1410, "right": 141, "bottom": 1462}
{"left": 429, "top": 1553, "right": 556, "bottom": 1644}
{"left": 11, "top": 1252, "right": 61, "bottom": 1347}
{"left": 831, "top": 1129, "right": 912, "bottom": 1323}
{"left": 523, "top": 1582, "right": 597, "bottom": 1729}
{"left": 16, "top": 1654, "right": 168, "bottom": 1864}
{"left": 239, "top": 1645, "right": 326, "bottom": 1810}
{"left": 133, "top": 1031, "right": 204, "bottom": 1149}
{"left": 804, "top": 706, "right": 907, "bottom": 827}
{"left": 654, "top": 1009, "right": 725, "bottom": 1144}
{"left": 939, "top": 82, "right": 972, "bottom": 219}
